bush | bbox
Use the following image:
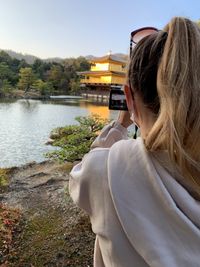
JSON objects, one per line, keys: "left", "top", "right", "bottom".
{"left": 46, "top": 114, "right": 109, "bottom": 162}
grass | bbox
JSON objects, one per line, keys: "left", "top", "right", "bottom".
{"left": 0, "top": 168, "right": 10, "bottom": 187}
{"left": 57, "top": 161, "right": 74, "bottom": 173}
{"left": 17, "top": 209, "right": 67, "bottom": 265}
{"left": 8, "top": 205, "right": 94, "bottom": 266}
{"left": 0, "top": 167, "right": 14, "bottom": 194}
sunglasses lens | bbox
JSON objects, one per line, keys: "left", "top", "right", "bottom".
{"left": 132, "top": 29, "right": 158, "bottom": 43}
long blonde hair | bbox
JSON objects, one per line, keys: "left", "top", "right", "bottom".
{"left": 129, "top": 17, "right": 200, "bottom": 198}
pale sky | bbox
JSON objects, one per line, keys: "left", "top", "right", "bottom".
{"left": 0, "top": 0, "right": 200, "bottom": 59}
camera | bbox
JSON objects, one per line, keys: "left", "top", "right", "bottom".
{"left": 108, "top": 87, "right": 128, "bottom": 110}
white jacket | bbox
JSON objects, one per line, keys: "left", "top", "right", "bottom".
{"left": 69, "top": 121, "right": 200, "bottom": 267}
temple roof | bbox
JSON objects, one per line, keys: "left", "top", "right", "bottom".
{"left": 78, "top": 70, "right": 126, "bottom": 76}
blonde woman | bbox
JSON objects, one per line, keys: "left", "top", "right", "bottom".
{"left": 69, "top": 17, "right": 200, "bottom": 267}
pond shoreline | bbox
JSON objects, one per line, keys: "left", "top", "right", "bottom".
{"left": 0, "top": 89, "right": 110, "bottom": 103}
{"left": 0, "top": 97, "right": 114, "bottom": 168}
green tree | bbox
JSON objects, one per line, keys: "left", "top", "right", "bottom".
{"left": 0, "top": 62, "right": 18, "bottom": 89}
{"left": 17, "top": 67, "right": 35, "bottom": 91}
{"left": 18, "top": 59, "right": 29, "bottom": 69}
{"left": 0, "top": 51, "right": 12, "bottom": 65}
{"left": 0, "top": 51, "right": 26, "bottom": 86}
{"left": 32, "top": 59, "right": 52, "bottom": 80}
{"left": 0, "top": 62, "right": 13, "bottom": 80}
{"left": 76, "top": 56, "right": 90, "bottom": 71}
{"left": 47, "top": 64, "right": 68, "bottom": 93}
{"left": 63, "top": 57, "right": 90, "bottom": 94}
{"left": 32, "top": 59, "right": 43, "bottom": 78}
{"left": 32, "top": 79, "right": 54, "bottom": 95}
{"left": 69, "top": 79, "right": 80, "bottom": 95}
{"left": 0, "top": 79, "right": 13, "bottom": 95}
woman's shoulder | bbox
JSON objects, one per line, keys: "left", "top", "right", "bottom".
{"left": 72, "top": 137, "right": 146, "bottom": 181}
{"left": 109, "top": 137, "right": 146, "bottom": 160}
{"left": 89, "top": 137, "right": 144, "bottom": 164}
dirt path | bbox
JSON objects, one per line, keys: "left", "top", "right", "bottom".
{"left": 0, "top": 161, "right": 94, "bottom": 266}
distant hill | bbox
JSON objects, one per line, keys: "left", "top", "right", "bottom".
{"left": 0, "top": 49, "right": 65, "bottom": 64}
{"left": 85, "top": 53, "right": 128, "bottom": 61}
{"left": 0, "top": 49, "right": 39, "bottom": 64}
{"left": 43, "top": 57, "right": 64, "bottom": 63}
{"left": 114, "top": 53, "right": 128, "bottom": 60}
{"left": 85, "top": 55, "right": 95, "bottom": 60}
{"left": 0, "top": 49, "right": 127, "bottom": 64}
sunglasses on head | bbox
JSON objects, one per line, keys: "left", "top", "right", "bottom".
{"left": 130, "top": 27, "right": 159, "bottom": 55}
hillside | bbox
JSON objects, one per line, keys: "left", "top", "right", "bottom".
{"left": 0, "top": 49, "right": 127, "bottom": 64}
{"left": 0, "top": 49, "right": 39, "bottom": 64}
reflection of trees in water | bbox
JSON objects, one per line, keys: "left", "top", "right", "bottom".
{"left": 43, "top": 99, "right": 108, "bottom": 107}
{"left": 0, "top": 99, "right": 16, "bottom": 104}
{"left": 17, "top": 98, "right": 111, "bottom": 118}
{"left": 19, "top": 99, "right": 39, "bottom": 113}
{"left": 79, "top": 100, "right": 110, "bottom": 119}
{"left": 0, "top": 99, "right": 16, "bottom": 112}
{"left": 81, "top": 99, "right": 108, "bottom": 107}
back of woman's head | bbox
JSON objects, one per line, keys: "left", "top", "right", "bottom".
{"left": 128, "top": 17, "right": 200, "bottom": 198}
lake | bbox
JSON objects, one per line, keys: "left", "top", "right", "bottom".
{"left": 0, "top": 99, "right": 118, "bottom": 168}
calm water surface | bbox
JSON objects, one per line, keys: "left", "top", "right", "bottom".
{"left": 0, "top": 99, "right": 117, "bottom": 168}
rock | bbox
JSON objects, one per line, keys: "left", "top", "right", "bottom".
{"left": 50, "top": 132, "right": 60, "bottom": 139}
{"left": 45, "top": 138, "right": 55, "bottom": 145}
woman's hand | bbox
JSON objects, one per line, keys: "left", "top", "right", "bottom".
{"left": 117, "top": 111, "right": 133, "bottom": 128}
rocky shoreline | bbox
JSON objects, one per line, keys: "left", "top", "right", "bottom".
{"left": 0, "top": 160, "right": 94, "bottom": 266}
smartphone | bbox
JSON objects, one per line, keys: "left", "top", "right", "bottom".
{"left": 109, "top": 88, "right": 128, "bottom": 110}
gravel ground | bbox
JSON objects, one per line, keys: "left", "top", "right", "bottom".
{"left": 0, "top": 161, "right": 95, "bottom": 266}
